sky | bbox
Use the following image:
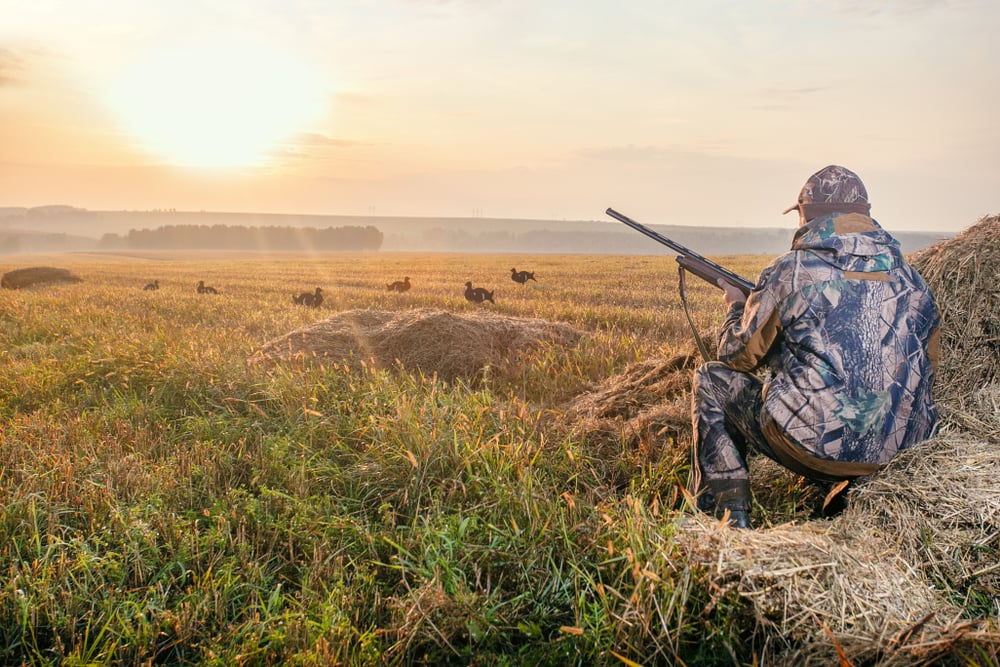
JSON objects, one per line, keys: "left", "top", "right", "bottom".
{"left": 1, "top": 0, "right": 998, "bottom": 233}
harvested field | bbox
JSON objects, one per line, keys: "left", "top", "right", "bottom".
{"left": 1, "top": 266, "right": 82, "bottom": 289}
{"left": 5, "top": 247, "right": 994, "bottom": 664}
{"left": 248, "top": 307, "right": 584, "bottom": 383}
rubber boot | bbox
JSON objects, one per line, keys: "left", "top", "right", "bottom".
{"left": 699, "top": 478, "right": 753, "bottom": 529}
{"left": 725, "top": 509, "right": 752, "bottom": 529}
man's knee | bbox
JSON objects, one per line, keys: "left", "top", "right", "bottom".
{"left": 694, "top": 361, "right": 730, "bottom": 378}
{"left": 692, "top": 361, "right": 732, "bottom": 394}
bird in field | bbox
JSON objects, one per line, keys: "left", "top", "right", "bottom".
{"left": 293, "top": 287, "right": 324, "bottom": 307}
{"left": 387, "top": 276, "right": 411, "bottom": 292}
{"left": 464, "top": 281, "right": 495, "bottom": 304}
{"left": 143, "top": 279, "right": 160, "bottom": 291}
{"left": 197, "top": 280, "right": 218, "bottom": 294}
{"left": 510, "top": 268, "right": 536, "bottom": 284}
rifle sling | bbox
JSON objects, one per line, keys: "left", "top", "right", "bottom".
{"left": 678, "top": 266, "right": 712, "bottom": 362}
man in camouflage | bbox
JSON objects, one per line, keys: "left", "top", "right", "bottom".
{"left": 690, "top": 165, "right": 940, "bottom": 529}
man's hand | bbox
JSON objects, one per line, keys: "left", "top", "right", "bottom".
{"left": 718, "top": 278, "right": 748, "bottom": 307}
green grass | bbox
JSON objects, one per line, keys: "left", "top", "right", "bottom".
{"left": 0, "top": 250, "right": 981, "bottom": 665}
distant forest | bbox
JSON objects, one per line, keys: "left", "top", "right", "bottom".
{"left": 97, "top": 224, "right": 384, "bottom": 252}
{"left": 0, "top": 206, "right": 954, "bottom": 255}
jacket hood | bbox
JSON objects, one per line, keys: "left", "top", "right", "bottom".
{"left": 791, "top": 212, "right": 901, "bottom": 273}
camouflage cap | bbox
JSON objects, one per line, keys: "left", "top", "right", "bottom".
{"left": 782, "top": 165, "right": 871, "bottom": 216}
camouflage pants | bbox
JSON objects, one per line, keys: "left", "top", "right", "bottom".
{"left": 689, "top": 362, "right": 781, "bottom": 513}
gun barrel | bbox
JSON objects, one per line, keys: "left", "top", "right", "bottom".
{"left": 606, "top": 207, "right": 754, "bottom": 295}
{"left": 606, "top": 207, "right": 688, "bottom": 256}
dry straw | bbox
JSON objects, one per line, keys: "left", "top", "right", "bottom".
{"left": 563, "top": 354, "right": 696, "bottom": 450}
{"left": 910, "top": 214, "right": 1000, "bottom": 423}
{"left": 248, "top": 307, "right": 583, "bottom": 383}
{"left": 675, "top": 512, "right": 993, "bottom": 666}
{"left": 560, "top": 350, "right": 703, "bottom": 494}
{"left": 1, "top": 266, "right": 82, "bottom": 289}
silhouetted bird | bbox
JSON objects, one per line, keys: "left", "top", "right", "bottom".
{"left": 387, "top": 276, "right": 411, "bottom": 293}
{"left": 143, "top": 279, "right": 160, "bottom": 291}
{"left": 293, "top": 287, "right": 324, "bottom": 308}
{"left": 197, "top": 280, "right": 218, "bottom": 294}
{"left": 464, "top": 281, "right": 495, "bottom": 304}
{"left": 510, "top": 268, "right": 536, "bottom": 284}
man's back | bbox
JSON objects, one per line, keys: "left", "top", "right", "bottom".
{"left": 718, "top": 211, "right": 940, "bottom": 464}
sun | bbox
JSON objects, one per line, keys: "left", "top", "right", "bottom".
{"left": 105, "top": 40, "right": 326, "bottom": 168}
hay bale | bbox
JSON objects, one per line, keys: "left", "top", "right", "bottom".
{"left": 1, "top": 266, "right": 82, "bottom": 289}
{"left": 674, "top": 514, "right": 994, "bottom": 666}
{"left": 555, "top": 348, "right": 714, "bottom": 497}
{"left": 561, "top": 333, "right": 716, "bottom": 451}
{"left": 248, "top": 308, "right": 583, "bottom": 383}
{"left": 909, "top": 215, "right": 1000, "bottom": 406}
{"left": 845, "top": 430, "right": 1000, "bottom": 614}
{"left": 564, "top": 355, "right": 695, "bottom": 443}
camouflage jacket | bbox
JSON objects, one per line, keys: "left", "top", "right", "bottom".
{"left": 718, "top": 212, "right": 940, "bottom": 464}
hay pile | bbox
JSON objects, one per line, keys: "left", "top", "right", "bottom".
{"left": 563, "top": 353, "right": 697, "bottom": 451}
{"left": 248, "top": 308, "right": 583, "bottom": 383}
{"left": 567, "top": 360, "right": 999, "bottom": 661}
{"left": 848, "top": 433, "right": 1000, "bottom": 612}
{"left": 559, "top": 351, "right": 701, "bottom": 492}
{"left": 674, "top": 512, "right": 992, "bottom": 666}
{"left": 910, "top": 214, "right": 1000, "bottom": 414}
{"left": 1, "top": 266, "right": 82, "bottom": 289}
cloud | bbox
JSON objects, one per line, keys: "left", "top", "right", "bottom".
{"left": 264, "top": 133, "right": 371, "bottom": 161}
{"left": 0, "top": 48, "right": 24, "bottom": 85}
{"left": 747, "top": 85, "right": 834, "bottom": 110}
{"left": 826, "top": 0, "right": 964, "bottom": 20}
{"left": 579, "top": 144, "right": 696, "bottom": 163}
{"left": 292, "top": 133, "right": 367, "bottom": 148}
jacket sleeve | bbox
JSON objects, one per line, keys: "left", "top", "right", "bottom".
{"left": 717, "top": 263, "right": 786, "bottom": 372}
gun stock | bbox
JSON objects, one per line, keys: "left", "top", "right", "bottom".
{"left": 606, "top": 207, "right": 754, "bottom": 296}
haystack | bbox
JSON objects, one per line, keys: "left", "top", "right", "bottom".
{"left": 674, "top": 512, "right": 992, "bottom": 666}
{"left": 910, "top": 214, "right": 1000, "bottom": 417}
{"left": 1, "top": 266, "right": 82, "bottom": 289}
{"left": 847, "top": 433, "right": 1000, "bottom": 613}
{"left": 560, "top": 352, "right": 699, "bottom": 492}
{"left": 248, "top": 308, "right": 583, "bottom": 383}
{"left": 563, "top": 353, "right": 697, "bottom": 449}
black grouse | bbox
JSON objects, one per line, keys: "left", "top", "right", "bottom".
{"left": 464, "top": 281, "right": 495, "bottom": 304}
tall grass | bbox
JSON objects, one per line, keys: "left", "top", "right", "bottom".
{"left": 0, "top": 250, "right": 813, "bottom": 664}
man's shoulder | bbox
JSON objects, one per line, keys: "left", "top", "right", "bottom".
{"left": 763, "top": 248, "right": 814, "bottom": 275}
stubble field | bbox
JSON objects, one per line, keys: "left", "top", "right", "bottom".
{"left": 1, "top": 250, "right": 994, "bottom": 666}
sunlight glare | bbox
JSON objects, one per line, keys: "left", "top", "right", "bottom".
{"left": 105, "top": 40, "right": 326, "bottom": 168}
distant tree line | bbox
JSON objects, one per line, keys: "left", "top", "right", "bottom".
{"left": 98, "top": 224, "right": 384, "bottom": 252}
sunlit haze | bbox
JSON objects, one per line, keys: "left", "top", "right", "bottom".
{"left": 2, "top": 1, "right": 998, "bottom": 232}
{"left": 105, "top": 40, "right": 326, "bottom": 168}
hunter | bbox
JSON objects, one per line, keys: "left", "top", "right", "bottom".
{"left": 690, "top": 165, "right": 940, "bottom": 528}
